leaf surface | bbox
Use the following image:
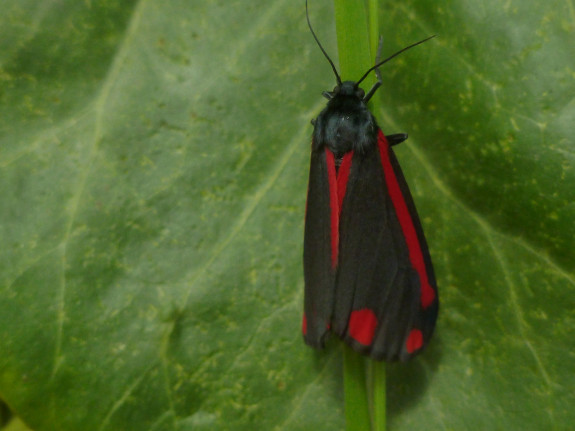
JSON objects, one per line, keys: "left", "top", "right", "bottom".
{"left": 0, "top": 1, "right": 573, "bottom": 430}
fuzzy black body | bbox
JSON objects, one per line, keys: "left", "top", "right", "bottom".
{"left": 312, "top": 81, "right": 378, "bottom": 158}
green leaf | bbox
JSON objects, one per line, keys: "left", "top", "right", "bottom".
{"left": 0, "top": 1, "right": 574, "bottom": 431}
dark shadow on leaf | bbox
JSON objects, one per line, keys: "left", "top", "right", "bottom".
{"left": 387, "top": 330, "right": 444, "bottom": 421}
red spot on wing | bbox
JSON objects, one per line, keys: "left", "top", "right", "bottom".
{"left": 325, "top": 149, "right": 339, "bottom": 269}
{"left": 405, "top": 329, "right": 423, "bottom": 354}
{"left": 377, "top": 131, "right": 436, "bottom": 308}
{"left": 302, "top": 313, "right": 307, "bottom": 335}
{"left": 348, "top": 309, "right": 378, "bottom": 346}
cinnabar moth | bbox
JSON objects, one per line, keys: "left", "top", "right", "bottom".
{"left": 302, "top": 1, "right": 438, "bottom": 362}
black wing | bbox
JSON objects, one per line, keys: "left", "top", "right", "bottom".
{"left": 332, "top": 131, "right": 438, "bottom": 361}
{"left": 302, "top": 147, "right": 337, "bottom": 348}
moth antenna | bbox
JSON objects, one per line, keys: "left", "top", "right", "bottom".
{"left": 306, "top": 0, "right": 342, "bottom": 86}
{"left": 356, "top": 35, "right": 436, "bottom": 87}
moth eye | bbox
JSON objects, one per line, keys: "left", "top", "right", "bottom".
{"left": 357, "top": 88, "right": 365, "bottom": 98}
{"left": 333, "top": 85, "right": 340, "bottom": 93}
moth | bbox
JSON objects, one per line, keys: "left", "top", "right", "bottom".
{"left": 302, "top": 2, "right": 438, "bottom": 361}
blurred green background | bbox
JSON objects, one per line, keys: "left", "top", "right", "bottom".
{"left": 1, "top": 0, "right": 574, "bottom": 430}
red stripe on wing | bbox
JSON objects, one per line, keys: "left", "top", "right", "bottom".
{"left": 325, "top": 149, "right": 339, "bottom": 269}
{"left": 325, "top": 149, "right": 354, "bottom": 269}
{"left": 377, "top": 131, "right": 436, "bottom": 309}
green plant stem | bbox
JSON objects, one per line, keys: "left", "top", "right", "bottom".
{"left": 370, "top": 360, "right": 387, "bottom": 431}
{"left": 333, "top": 1, "right": 387, "bottom": 430}
{"left": 333, "top": 0, "right": 371, "bottom": 81}
{"left": 343, "top": 345, "right": 370, "bottom": 431}
{"left": 367, "top": 6, "right": 386, "bottom": 431}
{"left": 368, "top": 0, "right": 379, "bottom": 61}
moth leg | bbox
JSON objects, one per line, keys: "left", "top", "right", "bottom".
{"left": 385, "top": 133, "right": 408, "bottom": 146}
{"left": 364, "top": 36, "right": 384, "bottom": 103}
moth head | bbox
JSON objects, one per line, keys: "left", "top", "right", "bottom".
{"left": 322, "top": 82, "right": 366, "bottom": 101}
